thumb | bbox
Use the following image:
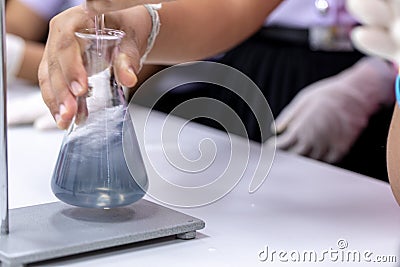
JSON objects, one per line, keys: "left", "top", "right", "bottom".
{"left": 114, "top": 52, "right": 138, "bottom": 88}
{"left": 108, "top": 7, "right": 150, "bottom": 88}
{"left": 273, "top": 92, "right": 309, "bottom": 134}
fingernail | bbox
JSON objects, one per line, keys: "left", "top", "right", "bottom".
{"left": 55, "top": 113, "right": 61, "bottom": 126}
{"left": 59, "top": 104, "right": 67, "bottom": 119}
{"left": 128, "top": 67, "right": 135, "bottom": 76}
{"left": 71, "top": 81, "right": 83, "bottom": 95}
{"left": 128, "top": 67, "right": 138, "bottom": 83}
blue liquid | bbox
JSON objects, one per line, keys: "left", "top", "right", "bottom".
{"left": 51, "top": 108, "right": 148, "bottom": 208}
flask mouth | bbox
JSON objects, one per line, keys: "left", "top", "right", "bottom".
{"left": 75, "top": 28, "right": 125, "bottom": 40}
{"left": 74, "top": 28, "right": 125, "bottom": 76}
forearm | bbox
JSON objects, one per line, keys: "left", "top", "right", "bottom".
{"left": 38, "top": 0, "right": 283, "bottom": 129}
{"left": 6, "top": 0, "right": 49, "bottom": 41}
{"left": 17, "top": 41, "right": 44, "bottom": 83}
{"left": 147, "top": 0, "right": 282, "bottom": 64}
{"left": 333, "top": 57, "right": 395, "bottom": 110}
{"left": 387, "top": 105, "right": 400, "bottom": 205}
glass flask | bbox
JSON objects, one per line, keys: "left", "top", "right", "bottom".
{"left": 51, "top": 28, "right": 148, "bottom": 208}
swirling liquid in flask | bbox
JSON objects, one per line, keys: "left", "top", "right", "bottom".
{"left": 51, "top": 25, "right": 148, "bottom": 209}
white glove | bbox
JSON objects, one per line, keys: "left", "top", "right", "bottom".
{"left": 6, "top": 34, "right": 25, "bottom": 86}
{"left": 7, "top": 90, "right": 57, "bottom": 130}
{"left": 273, "top": 57, "right": 395, "bottom": 163}
{"left": 6, "top": 35, "right": 56, "bottom": 130}
{"left": 347, "top": 0, "right": 400, "bottom": 64}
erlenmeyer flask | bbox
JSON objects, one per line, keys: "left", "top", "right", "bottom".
{"left": 51, "top": 28, "right": 148, "bottom": 208}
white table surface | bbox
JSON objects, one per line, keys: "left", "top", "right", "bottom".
{"left": 6, "top": 105, "right": 400, "bottom": 267}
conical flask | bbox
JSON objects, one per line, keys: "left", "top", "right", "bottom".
{"left": 51, "top": 28, "right": 148, "bottom": 208}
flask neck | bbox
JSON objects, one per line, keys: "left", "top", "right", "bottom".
{"left": 71, "top": 28, "right": 127, "bottom": 129}
{"left": 75, "top": 28, "right": 125, "bottom": 76}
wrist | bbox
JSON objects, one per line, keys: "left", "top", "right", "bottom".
{"left": 110, "top": 6, "right": 153, "bottom": 64}
{"left": 120, "top": 4, "right": 160, "bottom": 66}
{"left": 140, "top": 4, "right": 161, "bottom": 66}
{"left": 348, "top": 57, "right": 395, "bottom": 105}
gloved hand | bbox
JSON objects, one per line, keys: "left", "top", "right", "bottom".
{"left": 6, "top": 34, "right": 25, "bottom": 86}
{"left": 273, "top": 57, "right": 395, "bottom": 163}
{"left": 347, "top": 0, "right": 400, "bottom": 64}
{"left": 8, "top": 90, "right": 57, "bottom": 130}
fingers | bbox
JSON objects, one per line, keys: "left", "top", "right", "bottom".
{"left": 391, "top": 19, "right": 400, "bottom": 47}
{"left": 47, "top": 54, "right": 80, "bottom": 128}
{"left": 39, "top": 7, "right": 92, "bottom": 129}
{"left": 275, "top": 116, "right": 313, "bottom": 158}
{"left": 348, "top": 0, "right": 400, "bottom": 65}
{"left": 347, "top": 0, "right": 392, "bottom": 27}
{"left": 41, "top": 46, "right": 78, "bottom": 129}
{"left": 38, "top": 56, "right": 62, "bottom": 126}
{"left": 274, "top": 94, "right": 329, "bottom": 161}
{"left": 274, "top": 90, "right": 313, "bottom": 149}
{"left": 273, "top": 92, "right": 309, "bottom": 134}
{"left": 276, "top": 126, "right": 329, "bottom": 161}
{"left": 275, "top": 129, "right": 314, "bottom": 159}
{"left": 48, "top": 7, "right": 91, "bottom": 94}
{"left": 389, "top": 0, "right": 400, "bottom": 18}
{"left": 39, "top": 5, "right": 149, "bottom": 129}
{"left": 288, "top": 142, "right": 311, "bottom": 157}
{"left": 275, "top": 128, "right": 298, "bottom": 150}
{"left": 322, "top": 150, "right": 342, "bottom": 164}
{"left": 351, "top": 27, "right": 400, "bottom": 63}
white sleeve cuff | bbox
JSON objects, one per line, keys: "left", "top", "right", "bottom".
{"left": 6, "top": 33, "right": 26, "bottom": 86}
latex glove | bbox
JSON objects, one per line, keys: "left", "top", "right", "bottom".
{"left": 273, "top": 57, "right": 395, "bottom": 163}
{"left": 8, "top": 91, "right": 57, "bottom": 130}
{"left": 347, "top": 0, "right": 400, "bottom": 64}
{"left": 6, "top": 34, "right": 25, "bottom": 86}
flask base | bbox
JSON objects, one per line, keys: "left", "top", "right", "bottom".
{"left": 0, "top": 199, "right": 205, "bottom": 267}
{"left": 53, "top": 187, "right": 146, "bottom": 209}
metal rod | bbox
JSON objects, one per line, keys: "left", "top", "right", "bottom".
{"left": 0, "top": 0, "right": 9, "bottom": 235}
